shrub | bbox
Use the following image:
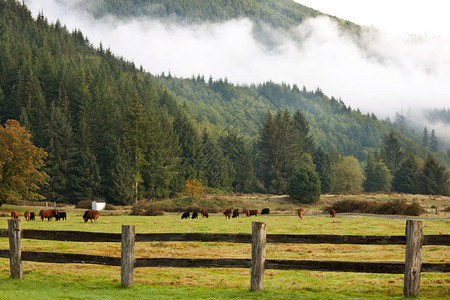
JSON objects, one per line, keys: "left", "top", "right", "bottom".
{"left": 75, "top": 200, "right": 92, "bottom": 209}
{"left": 326, "top": 199, "right": 425, "bottom": 216}
{"left": 104, "top": 204, "right": 116, "bottom": 210}
{"left": 130, "top": 203, "right": 164, "bottom": 216}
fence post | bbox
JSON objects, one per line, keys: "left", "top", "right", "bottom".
{"left": 250, "top": 221, "right": 267, "bottom": 291}
{"left": 121, "top": 225, "right": 135, "bottom": 287}
{"left": 404, "top": 220, "right": 423, "bottom": 297}
{"left": 8, "top": 219, "right": 22, "bottom": 279}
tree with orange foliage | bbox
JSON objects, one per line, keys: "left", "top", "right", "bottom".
{"left": 185, "top": 178, "right": 204, "bottom": 199}
{"left": 0, "top": 120, "right": 49, "bottom": 206}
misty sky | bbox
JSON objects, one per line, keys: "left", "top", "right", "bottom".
{"left": 25, "top": 0, "right": 449, "bottom": 128}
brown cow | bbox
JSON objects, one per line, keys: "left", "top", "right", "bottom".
{"left": 39, "top": 209, "right": 58, "bottom": 221}
{"left": 83, "top": 210, "right": 100, "bottom": 223}
{"left": 24, "top": 211, "right": 31, "bottom": 221}
{"left": 10, "top": 211, "right": 19, "bottom": 219}
{"left": 200, "top": 209, "right": 209, "bottom": 218}
{"left": 330, "top": 209, "right": 336, "bottom": 218}
{"left": 223, "top": 209, "right": 232, "bottom": 219}
{"left": 243, "top": 209, "right": 258, "bottom": 217}
{"left": 297, "top": 208, "right": 305, "bottom": 220}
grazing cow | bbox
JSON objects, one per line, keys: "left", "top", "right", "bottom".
{"left": 223, "top": 209, "right": 232, "bottom": 219}
{"left": 24, "top": 211, "right": 31, "bottom": 221}
{"left": 10, "top": 211, "right": 19, "bottom": 219}
{"left": 261, "top": 208, "right": 270, "bottom": 215}
{"left": 30, "top": 212, "right": 35, "bottom": 221}
{"left": 55, "top": 212, "right": 67, "bottom": 221}
{"left": 330, "top": 209, "right": 336, "bottom": 218}
{"left": 192, "top": 211, "right": 198, "bottom": 219}
{"left": 232, "top": 208, "right": 239, "bottom": 218}
{"left": 83, "top": 210, "right": 99, "bottom": 223}
{"left": 181, "top": 211, "right": 190, "bottom": 219}
{"left": 244, "top": 209, "right": 258, "bottom": 217}
{"left": 39, "top": 209, "right": 58, "bottom": 221}
{"left": 200, "top": 209, "right": 209, "bottom": 218}
{"left": 297, "top": 208, "right": 305, "bottom": 220}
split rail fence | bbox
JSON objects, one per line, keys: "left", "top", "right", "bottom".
{"left": 1, "top": 219, "right": 449, "bottom": 297}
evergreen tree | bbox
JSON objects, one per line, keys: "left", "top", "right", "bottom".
{"left": 363, "top": 153, "right": 392, "bottom": 192}
{"left": 422, "top": 127, "right": 429, "bottom": 147}
{"left": 292, "top": 110, "right": 315, "bottom": 153}
{"left": 392, "top": 150, "right": 419, "bottom": 194}
{"left": 43, "top": 101, "right": 75, "bottom": 203}
{"left": 71, "top": 149, "right": 102, "bottom": 201}
{"left": 381, "top": 130, "right": 403, "bottom": 174}
{"left": 430, "top": 129, "right": 438, "bottom": 152}
{"left": 287, "top": 158, "right": 321, "bottom": 204}
{"left": 219, "top": 129, "right": 255, "bottom": 193}
{"left": 417, "top": 154, "right": 450, "bottom": 196}
{"left": 201, "top": 129, "right": 234, "bottom": 189}
{"left": 109, "top": 147, "right": 136, "bottom": 205}
{"left": 312, "top": 146, "right": 333, "bottom": 193}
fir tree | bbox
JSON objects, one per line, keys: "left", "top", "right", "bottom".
{"left": 312, "top": 146, "right": 333, "bottom": 193}
{"left": 363, "top": 153, "right": 392, "bottom": 192}
{"left": 392, "top": 150, "right": 419, "bottom": 194}
{"left": 381, "top": 130, "right": 403, "bottom": 174}
{"left": 430, "top": 129, "right": 438, "bottom": 152}
{"left": 417, "top": 154, "right": 450, "bottom": 196}
{"left": 422, "top": 127, "right": 429, "bottom": 147}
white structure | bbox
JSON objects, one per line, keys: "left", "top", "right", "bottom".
{"left": 92, "top": 201, "right": 106, "bottom": 211}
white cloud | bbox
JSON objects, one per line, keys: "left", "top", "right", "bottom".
{"left": 25, "top": 0, "right": 450, "bottom": 141}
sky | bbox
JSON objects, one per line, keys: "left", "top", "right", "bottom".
{"left": 24, "top": 0, "right": 450, "bottom": 141}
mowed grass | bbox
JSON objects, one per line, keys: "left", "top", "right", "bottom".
{"left": 0, "top": 211, "right": 449, "bottom": 299}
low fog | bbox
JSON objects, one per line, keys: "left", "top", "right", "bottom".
{"left": 25, "top": 0, "right": 450, "bottom": 143}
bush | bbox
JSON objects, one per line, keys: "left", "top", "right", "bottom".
{"left": 326, "top": 199, "right": 426, "bottom": 216}
{"left": 75, "top": 200, "right": 92, "bottom": 209}
{"left": 287, "top": 164, "right": 321, "bottom": 204}
{"left": 130, "top": 203, "right": 164, "bottom": 216}
{"left": 104, "top": 204, "right": 116, "bottom": 210}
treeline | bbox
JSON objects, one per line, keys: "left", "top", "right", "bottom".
{"left": 79, "top": 0, "right": 322, "bottom": 29}
{"left": 0, "top": 1, "right": 449, "bottom": 207}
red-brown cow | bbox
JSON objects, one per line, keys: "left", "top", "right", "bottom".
{"left": 200, "top": 209, "right": 209, "bottom": 218}
{"left": 330, "top": 209, "right": 336, "bottom": 218}
{"left": 39, "top": 209, "right": 58, "bottom": 221}
{"left": 223, "top": 209, "right": 232, "bottom": 219}
{"left": 10, "top": 211, "right": 19, "bottom": 219}
{"left": 243, "top": 209, "right": 258, "bottom": 217}
{"left": 297, "top": 208, "right": 305, "bottom": 220}
{"left": 24, "top": 211, "right": 31, "bottom": 221}
{"left": 83, "top": 210, "right": 100, "bottom": 223}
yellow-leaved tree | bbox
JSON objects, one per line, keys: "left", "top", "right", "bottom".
{"left": 185, "top": 178, "right": 204, "bottom": 199}
{"left": 0, "top": 120, "right": 49, "bottom": 206}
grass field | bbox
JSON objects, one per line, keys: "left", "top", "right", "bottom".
{"left": 0, "top": 205, "right": 449, "bottom": 299}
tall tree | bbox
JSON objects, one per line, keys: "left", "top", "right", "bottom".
{"left": 392, "top": 150, "right": 419, "bottom": 194}
{"left": 430, "top": 129, "right": 438, "bottom": 152}
{"left": 417, "top": 154, "right": 450, "bottom": 196}
{"left": 363, "top": 153, "right": 392, "bottom": 192}
{"left": 422, "top": 127, "right": 429, "bottom": 147}
{"left": 220, "top": 129, "right": 255, "bottom": 193}
{"left": 332, "top": 156, "right": 365, "bottom": 194}
{"left": 381, "top": 130, "right": 403, "bottom": 174}
{"left": 0, "top": 119, "right": 48, "bottom": 205}
{"left": 313, "top": 146, "right": 334, "bottom": 193}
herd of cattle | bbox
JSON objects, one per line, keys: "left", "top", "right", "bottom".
{"left": 181, "top": 208, "right": 337, "bottom": 219}
{"left": 9, "top": 209, "right": 100, "bottom": 223}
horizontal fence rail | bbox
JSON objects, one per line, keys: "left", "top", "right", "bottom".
{"left": 1, "top": 219, "right": 449, "bottom": 297}
{"left": 1, "top": 229, "right": 449, "bottom": 246}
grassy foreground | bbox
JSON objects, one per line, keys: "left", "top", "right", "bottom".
{"left": 0, "top": 210, "right": 449, "bottom": 299}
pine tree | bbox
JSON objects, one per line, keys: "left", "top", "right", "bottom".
{"left": 430, "top": 129, "right": 438, "bottom": 152}
{"left": 312, "top": 146, "right": 333, "bottom": 193}
{"left": 363, "top": 153, "right": 392, "bottom": 192}
{"left": 287, "top": 159, "right": 321, "bottom": 203}
{"left": 381, "top": 130, "right": 403, "bottom": 174}
{"left": 422, "top": 127, "right": 429, "bottom": 147}
{"left": 71, "top": 149, "right": 102, "bottom": 201}
{"left": 220, "top": 129, "right": 255, "bottom": 193}
{"left": 392, "top": 150, "right": 419, "bottom": 194}
{"left": 417, "top": 154, "right": 450, "bottom": 196}
{"left": 109, "top": 147, "right": 136, "bottom": 205}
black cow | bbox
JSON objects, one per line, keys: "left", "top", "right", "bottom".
{"left": 261, "top": 208, "right": 270, "bottom": 215}
{"left": 192, "top": 211, "right": 198, "bottom": 219}
{"left": 181, "top": 211, "right": 190, "bottom": 219}
{"left": 55, "top": 211, "right": 67, "bottom": 221}
{"left": 30, "top": 212, "right": 35, "bottom": 221}
{"left": 232, "top": 208, "right": 239, "bottom": 218}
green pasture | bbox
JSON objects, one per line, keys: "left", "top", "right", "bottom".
{"left": 0, "top": 211, "right": 449, "bottom": 299}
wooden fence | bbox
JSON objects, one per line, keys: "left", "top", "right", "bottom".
{"left": 0, "top": 219, "right": 449, "bottom": 297}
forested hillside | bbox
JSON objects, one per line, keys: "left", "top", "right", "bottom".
{"left": 0, "top": 0, "right": 449, "bottom": 206}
